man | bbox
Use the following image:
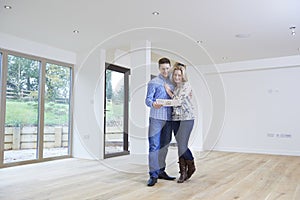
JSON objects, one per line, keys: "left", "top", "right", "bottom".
{"left": 145, "top": 57, "right": 176, "bottom": 186}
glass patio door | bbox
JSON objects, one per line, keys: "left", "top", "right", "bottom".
{"left": 4, "top": 55, "right": 40, "bottom": 163}
{"left": 0, "top": 49, "right": 73, "bottom": 167}
{"left": 104, "top": 63, "right": 130, "bottom": 158}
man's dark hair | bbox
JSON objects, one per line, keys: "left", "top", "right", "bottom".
{"left": 158, "top": 57, "right": 171, "bottom": 66}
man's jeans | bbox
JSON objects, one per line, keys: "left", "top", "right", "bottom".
{"left": 148, "top": 118, "right": 172, "bottom": 178}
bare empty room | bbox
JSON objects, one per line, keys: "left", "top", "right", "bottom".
{"left": 1, "top": 1, "right": 300, "bottom": 199}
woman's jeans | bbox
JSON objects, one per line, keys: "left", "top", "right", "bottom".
{"left": 173, "top": 120, "right": 194, "bottom": 160}
{"left": 148, "top": 118, "right": 172, "bottom": 178}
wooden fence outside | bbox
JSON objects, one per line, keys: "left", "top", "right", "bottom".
{"left": 4, "top": 126, "right": 69, "bottom": 150}
{"left": 6, "top": 88, "right": 69, "bottom": 103}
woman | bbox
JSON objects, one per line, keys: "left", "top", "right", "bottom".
{"left": 165, "top": 62, "right": 196, "bottom": 183}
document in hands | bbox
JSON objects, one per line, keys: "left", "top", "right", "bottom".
{"left": 156, "top": 99, "right": 180, "bottom": 107}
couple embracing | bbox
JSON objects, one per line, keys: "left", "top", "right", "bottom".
{"left": 145, "top": 57, "right": 196, "bottom": 186}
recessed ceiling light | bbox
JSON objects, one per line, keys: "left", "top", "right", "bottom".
{"left": 73, "top": 30, "right": 79, "bottom": 34}
{"left": 152, "top": 11, "right": 159, "bottom": 15}
{"left": 235, "top": 33, "right": 251, "bottom": 38}
{"left": 4, "top": 5, "right": 12, "bottom": 9}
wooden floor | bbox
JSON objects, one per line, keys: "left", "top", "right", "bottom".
{"left": 1, "top": 149, "right": 300, "bottom": 200}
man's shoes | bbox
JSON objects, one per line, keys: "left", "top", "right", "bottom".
{"left": 158, "top": 171, "right": 176, "bottom": 180}
{"left": 147, "top": 177, "right": 158, "bottom": 186}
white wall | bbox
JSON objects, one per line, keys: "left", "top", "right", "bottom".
{"left": 72, "top": 48, "right": 106, "bottom": 160}
{"left": 0, "top": 32, "right": 76, "bottom": 64}
{"left": 201, "top": 55, "right": 300, "bottom": 156}
{"left": 128, "top": 41, "right": 151, "bottom": 163}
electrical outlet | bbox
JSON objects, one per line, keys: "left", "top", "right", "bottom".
{"left": 279, "top": 133, "right": 292, "bottom": 138}
{"left": 267, "top": 133, "right": 275, "bottom": 137}
{"left": 267, "top": 133, "right": 291, "bottom": 138}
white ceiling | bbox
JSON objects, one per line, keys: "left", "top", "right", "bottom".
{"left": 0, "top": 0, "right": 299, "bottom": 65}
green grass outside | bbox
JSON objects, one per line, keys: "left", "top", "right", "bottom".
{"left": 106, "top": 102, "right": 123, "bottom": 119}
{"left": 5, "top": 100, "right": 123, "bottom": 126}
{"left": 5, "top": 100, "right": 69, "bottom": 126}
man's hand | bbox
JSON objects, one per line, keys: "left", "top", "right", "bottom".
{"left": 153, "top": 102, "right": 163, "bottom": 109}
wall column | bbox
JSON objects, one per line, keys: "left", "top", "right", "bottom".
{"left": 129, "top": 40, "right": 151, "bottom": 164}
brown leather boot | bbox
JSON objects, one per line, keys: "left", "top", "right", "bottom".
{"left": 177, "top": 157, "right": 187, "bottom": 183}
{"left": 185, "top": 159, "right": 196, "bottom": 180}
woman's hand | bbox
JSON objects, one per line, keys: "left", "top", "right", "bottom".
{"left": 164, "top": 84, "right": 171, "bottom": 92}
{"left": 164, "top": 84, "right": 174, "bottom": 98}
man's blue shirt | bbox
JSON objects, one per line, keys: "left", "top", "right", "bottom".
{"left": 145, "top": 74, "right": 174, "bottom": 120}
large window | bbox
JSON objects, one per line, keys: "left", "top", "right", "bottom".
{"left": 0, "top": 50, "right": 73, "bottom": 167}
{"left": 4, "top": 55, "right": 40, "bottom": 163}
{"left": 43, "top": 63, "right": 71, "bottom": 158}
{"left": 0, "top": 52, "right": 3, "bottom": 165}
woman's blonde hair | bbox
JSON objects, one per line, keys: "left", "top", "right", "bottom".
{"left": 171, "top": 62, "right": 188, "bottom": 82}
